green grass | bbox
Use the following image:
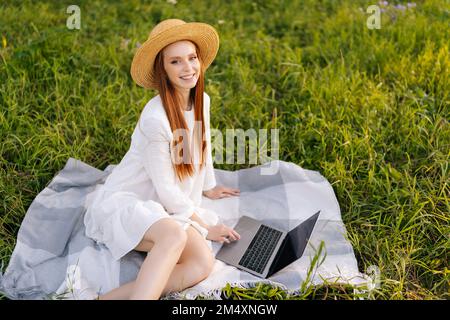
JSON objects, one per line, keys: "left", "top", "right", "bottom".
{"left": 0, "top": 0, "right": 448, "bottom": 300}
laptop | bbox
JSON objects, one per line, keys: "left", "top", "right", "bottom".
{"left": 216, "top": 210, "right": 320, "bottom": 278}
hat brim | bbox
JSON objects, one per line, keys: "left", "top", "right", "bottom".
{"left": 130, "top": 22, "right": 219, "bottom": 89}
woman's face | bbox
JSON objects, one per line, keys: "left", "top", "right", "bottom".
{"left": 162, "top": 40, "right": 200, "bottom": 91}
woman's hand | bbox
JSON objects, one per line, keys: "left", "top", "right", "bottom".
{"left": 206, "top": 223, "right": 241, "bottom": 244}
{"left": 203, "top": 185, "right": 240, "bottom": 200}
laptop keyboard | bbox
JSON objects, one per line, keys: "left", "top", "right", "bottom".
{"left": 238, "top": 225, "right": 283, "bottom": 274}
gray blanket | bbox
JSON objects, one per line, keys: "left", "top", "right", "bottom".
{"left": 0, "top": 158, "right": 368, "bottom": 299}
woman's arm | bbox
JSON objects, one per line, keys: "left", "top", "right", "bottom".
{"left": 190, "top": 212, "right": 240, "bottom": 243}
{"left": 201, "top": 94, "right": 239, "bottom": 199}
{"left": 189, "top": 212, "right": 209, "bottom": 229}
{"left": 139, "top": 116, "right": 198, "bottom": 219}
{"left": 202, "top": 93, "right": 217, "bottom": 191}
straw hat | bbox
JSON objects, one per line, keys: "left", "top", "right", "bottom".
{"left": 130, "top": 19, "right": 219, "bottom": 89}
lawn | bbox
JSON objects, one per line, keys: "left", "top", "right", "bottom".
{"left": 0, "top": 0, "right": 448, "bottom": 299}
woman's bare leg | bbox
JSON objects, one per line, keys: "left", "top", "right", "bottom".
{"left": 161, "top": 225, "right": 215, "bottom": 296}
{"left": 99, "top": 225, "right": 214, "bottom": 300}
{"left": 128, "top": 244, "right": 184, "bottom": 299}
{"left": 98, "top": 262, "right": 207, "bottom": 300}
{"left": 99, "top": 218, "right": 186, "bottom": 300}
{"left": 98, "top": 281, "right": 134, "bottom": 300}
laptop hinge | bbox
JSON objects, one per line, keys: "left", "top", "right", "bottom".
{"left": 267, "top": 236, "right": 288, "bottom": 277}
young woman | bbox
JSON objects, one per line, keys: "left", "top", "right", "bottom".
{"left": 83, "top": 19, "right": 240, "bottom": 300}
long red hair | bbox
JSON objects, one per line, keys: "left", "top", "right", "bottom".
{"left": 151, "top": 42, "right": 207, "bottom": 182}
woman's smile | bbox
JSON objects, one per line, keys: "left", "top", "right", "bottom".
{"left": 180, "top": 73, "right": 196, "bottom": 80}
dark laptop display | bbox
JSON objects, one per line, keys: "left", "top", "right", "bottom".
{"left": 216, "top": 211, "right": 320, "bottom": 278}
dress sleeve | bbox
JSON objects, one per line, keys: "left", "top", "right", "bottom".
{"left": 138, "top": 115, "right": 196, "bottom": 220}
{"left": 203, "top": 93, "right": 217, "bottom": 191}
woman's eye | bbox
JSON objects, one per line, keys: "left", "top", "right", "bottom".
{"left": 171, "top": 57, "right": 196, "bottom": 64}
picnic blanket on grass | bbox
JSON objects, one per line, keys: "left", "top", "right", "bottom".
{"left": 0, "top": 157, "right": 368, "bottom": 299}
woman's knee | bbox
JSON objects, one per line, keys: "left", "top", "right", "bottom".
{"left": 191, "top": 257, "right": 215, "bottom": 282}
{"left": 144, "top": 218, "right": 187, "bottom": 250}
{"left": 189, "top": 248, "right": 215, "bottom": 281}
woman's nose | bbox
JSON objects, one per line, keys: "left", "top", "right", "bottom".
{"left": 182, "top": 59, "right": 195, "bottom": 70}
{"left": 183, "top": 65, "right": 194, "bottom": 72}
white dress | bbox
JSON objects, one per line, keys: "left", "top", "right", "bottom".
{"left": 83, "top": 92, "right": 219, "bottom": 260}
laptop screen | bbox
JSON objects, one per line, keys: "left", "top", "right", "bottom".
{"left": 268, "top": 211, "right": 320, "bottom": 277}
